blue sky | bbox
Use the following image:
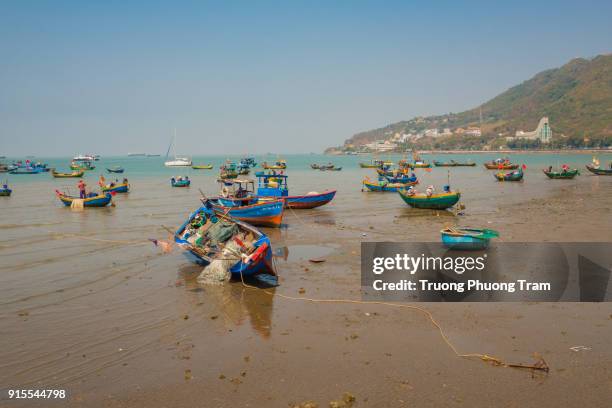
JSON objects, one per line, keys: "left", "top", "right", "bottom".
{"left": 0, "top": 0, "right": 610, "bottom": 156}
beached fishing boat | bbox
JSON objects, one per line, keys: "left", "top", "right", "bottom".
{"left": 441, "top": 227, "right": 499, "bottom": 250}
{"left": 362, "top": 178, "right": 417, "bottom": 192}
{"left": 433, "top": 160, "right": 476, "bottom": 167}
{"left": 52, "top": 170, "right": 84, "bottom": 178}
{"left": 209, "top": 179, "right": 284, "bottom": 227}
{"left": 171, "top": 177, "right": 191, "bottom": 187}
{"left": 174, "top": 205, "right": 277, "bottom": 281}
{"left": 494, "top": 168, "right": 523, "bottom": 182}
{"left": 542, "top": 168, "right": 579, "bottom": 179}
{"left": 255, "top": 172, "right": 336, "bottom": 209}
{"left": 0, "top": 182, "right": 11, "bottom": 196}
{"left": 585, "top": 164, "right": 612, "bottom": 175}
{"left": 207, "top": 199, "right": 284, "bottom": 228}
{"left": 56, "top": 191, "right": 113, "bottom": 207}
{"left": 262, "top": 160, "right": 287, "bottom": 170}
{"left": 106, "top": 166, "right": 124, "bottom": 173}
{"left": 192, "top": 164, "right": 213, "bottom": 170}
{"left": 398, "top": 188, "right": 461, "bottom": 209}
{"left": 102, "top": 182, "right": 129, "bottom": 193}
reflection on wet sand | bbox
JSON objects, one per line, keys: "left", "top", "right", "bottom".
{"left": 177, "top": 263, "right": 276, "bottom": 339}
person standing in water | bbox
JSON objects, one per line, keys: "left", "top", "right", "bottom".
{"left": 77, "top": 179, "right": 86, "bottom": 199}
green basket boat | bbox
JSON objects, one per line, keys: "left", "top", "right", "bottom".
{"left": 398, "top": 189, "right": 460, "bottom": 209}
{"left": 543, "top": 168, "right": 579, "bottom": 179}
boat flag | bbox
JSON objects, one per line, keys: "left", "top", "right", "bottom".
{"left": 522, "top": 164, "right": 527, "bottom": 170}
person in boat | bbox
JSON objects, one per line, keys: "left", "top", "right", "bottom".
{"left": 443, "top": 185, "right": 451, "bottom": 193}
{"left": 77, "top": 179, "right": 86, "bottom": 199}
{"left": 547, "top": 165, "right": 553, "bottom": 173}
{"left": 122, "top": 178, "right": 128, "bottom": 184}
{"left": 185, "top": 176, "right": 189, "bottom": 181}
{"left": 171, "top": 177, "right": 176, "bottom": 184}
{"left": 406, "top": 186, "right": 416, "bottom": 196}
{"left": 426, "top": 185, "right": 435, "bottom": 197}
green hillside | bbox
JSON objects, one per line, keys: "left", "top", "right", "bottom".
{"left": 333, "top": 54, "right": 611, "bottom": 151}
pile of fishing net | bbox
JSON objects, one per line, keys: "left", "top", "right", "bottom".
{"left": 197, "top": 239, "right": 243, "bottom": 284}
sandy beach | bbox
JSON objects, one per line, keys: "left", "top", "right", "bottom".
{"left": 1, "top": 154, "right": 610, "bottom": 407}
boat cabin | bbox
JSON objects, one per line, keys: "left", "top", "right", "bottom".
{"left": 256, "top": 173, "right": 289, "bottom": 197}
{"left": 218, "top": 178, "right": 258, "bottom": 206}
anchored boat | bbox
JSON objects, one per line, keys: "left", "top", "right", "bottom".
{"left": 542, "top": 168, "right": 579, "bottom": 179}
{"left": 171, "top": 177, "right": 191, "bottom": 187}
{"left": 255, "top": 172, "right": 335, "bottom": 209}
{"left": 494, "top": 168, "right": 523, "bottom": 182}
{"left": 52, "top": 170, "right": 84, "bottom": 178}
{"left": 102, "top": 182, "right": 129, "bottom": 193}
{"left": 585, "top": 164, "right": 612, "bottom": 175}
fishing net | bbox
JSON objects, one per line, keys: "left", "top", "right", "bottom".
{"left": 197, "top": 240, "right": 242, "bottom": 285}
{"left": 205, "top": 220, "right": 238, "bottom": 245}
{"left": 71, "top": 199, "right": 84, "bottom": 210}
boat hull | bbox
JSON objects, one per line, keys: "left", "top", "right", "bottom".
{"left": 543, "top": 169, "right": 579, "bottom": 179}
{"left": 106, "top": 168, "right": 125, "bottom": 173}
{"left": 363, "top": 180, "right": 415, "bottom": 192}
{"left": 192, "top": 165, "right": 213, "bottom": 170}
{"left": 494, "top": 170, "right": 523, "bottom": 181}
{"left": 398, "top": 190, "right": 461, "bottom": 209}
{"left": 441, "top": 232, "right": 489, "bottom": 250}
{"left": 282, "top": 190, "right": 336, "bottom": 209}
{"left": 102, "top": 183, "right": 129, "bottom": 193}
{"left": 484, "top": 163, "right": 518, "bottom": 170}
{"left": 58, "top": 193, "right": 112, "bottom": 207}
{"left": 585, "top": 164, "right": 612, "bottom": 175}
{"left": 52, "top": 171, "right": 84, "bottom": 178}
{"left": 211, "top": 200, "right": 284, "bottom": 228}
{"left": 0, "top": 189, "right": 11, "bottom": 196}
{"left": 171, "top": 180, "right": 191, "bottom": 187}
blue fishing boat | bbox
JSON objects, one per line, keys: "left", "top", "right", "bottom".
{"left": 8, "top": 167, "right": 45, "bottom": 174}
{"left": 441, "top": 227, "right": 499, "bottom": 250}
{"left": 106, "top": 166, "right": 125, "bottom": 173}
{"left": 56, "top": 191, "right": 113, "bottom": 207}
{"left": 254, "top": 172, "right": 336, "bottom": 209}
{"left": 174, "top": 205, "right": 277, "bottom": 282}
{"left": 102, "top": 182, "right": 129, "bottom": 193}
{"left": 207, "top": 198, "right": 284, "bottom": 228}
{"left": 171, "top": 177, "right": 191, "bottom": 187}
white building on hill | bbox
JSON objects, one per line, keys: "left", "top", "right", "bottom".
{"left": 513, "top": 117, "right": 552, "bottom": 143}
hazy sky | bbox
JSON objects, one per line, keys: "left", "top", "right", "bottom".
{"left": 0, "top": 0, "right": 610, "bottom": 156}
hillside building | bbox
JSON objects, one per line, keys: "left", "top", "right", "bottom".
{"left": 512, "top": 117, "right": 552, "bottom": 143}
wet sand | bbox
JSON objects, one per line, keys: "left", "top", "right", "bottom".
{"left": 1, "top": 161, "right": 611, "bottom": 407}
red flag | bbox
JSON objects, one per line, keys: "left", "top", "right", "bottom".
{"left": 522, "top": 164, "right": 527, "bottom": 170}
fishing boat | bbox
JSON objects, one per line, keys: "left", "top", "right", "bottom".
{"left": 106, "top": 166, "right": 125, "bottom": 173}
{"left": 0, "top": 182, "right": 11, "bottom": 196}
{"left": 56, "top": 191, "right": 113, "bottom": 207}
{"left": 262, "top": 160, "right": 287, "bottom": 170}
{"left": 102, "top": 182, "right": 129, "bottom": 193}
{"left": 164, "top": 130, "right": 192, "bottom": 167}
{"left": 52, "top": 170, "right": 84, "bottom": 178}
{"left": 484, "top": 158, "right": 518, "bottom": 170}
{"left": 207, "top": 197, "right": 284, "bottom": 228}
{"left": 382, "top": 173, "right": 418, "bottom": 184}
{"left": 70, "top": 161, "right": 95, "bottom": 170}
{"left": 239, "top": 157, "right": 257, "bottom": 167}
{"left": 362, "top": 178, "right": 417, "bottom": 192}
{"left": 320, "top": 166, "right": 342, "bottom": 171}
{"left": 433, "top": 160, "right": 476, "bottom": 167}
{"left": 360, "top": 159, "right": 393, "bottom": 169}
{"left": 0, "top": 163, "right": 8, "bottom": 173}
{"left": 585, "top": 164, "right": 612, "bottom": 176}
{"left": 8, "top": 167, "right": 45, "bottom": 174}
{"left": 174, "top": 205, "right": 277, "bottom": 281}
{"left": 219, "top": 162, "right": 239, "bottom": 179}
{"left": 171, "top": 177, "right": 191, "bottom": 187}
{"left": 255, "top": 172, "right": 336, "bottom": 209}
{"left": 398, "top": 188, "right": 461, "bottom": 209}
{"left": 214, "top": 177, "right": 288, "bottom": 226}
{"left": 494, "top": 168, "right": 523, "bottom": 182}
{"left": 192, "top": 164, "right": 213, "bottom": 170}
{"left": 440, "top": 227, "right": 499, "bottom": 250}
{"left": 542, "top": 168, "right": 579, "bottom": 179}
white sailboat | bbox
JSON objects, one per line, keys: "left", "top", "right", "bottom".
{"left": 164, "top": 130, "right": 192, "bottom": 167}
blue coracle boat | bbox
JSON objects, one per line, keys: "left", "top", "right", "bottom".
{"left": 440, "top": 227, "right": 499, "bottom": 250}
{"left": 174, "top": 205, "right": 277, "bottom": 282}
